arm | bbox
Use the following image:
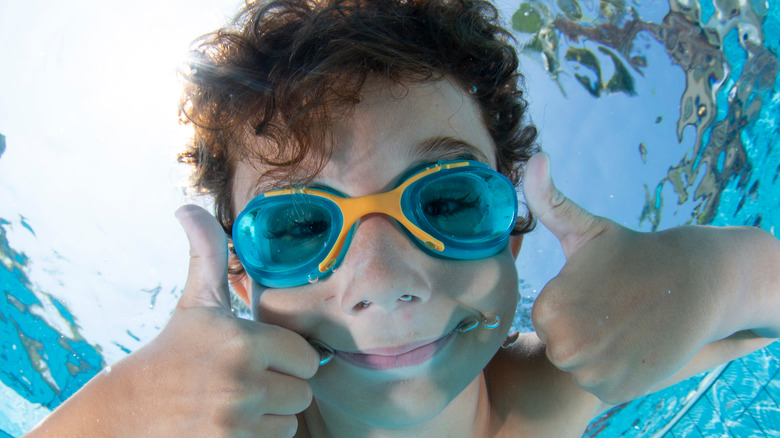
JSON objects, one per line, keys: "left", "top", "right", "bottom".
{"left": 522, "top": 153, "right": 780, "bottom": 406}
{"left": 24, "top": 362, "right": 132, "bottom": 437}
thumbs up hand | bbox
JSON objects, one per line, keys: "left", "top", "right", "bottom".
{"left": 523, "top": 153, "right": 751, "bottom": 405}
{"left": 112, "top": 205, "right": 319, "bottom": 437}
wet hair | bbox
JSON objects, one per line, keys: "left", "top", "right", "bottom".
{"left": 178, "top": 0, "right": 539, "bottom": 276}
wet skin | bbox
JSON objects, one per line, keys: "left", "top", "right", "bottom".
{"left": 232, "top": 77, "right": 520, "bottom": 433}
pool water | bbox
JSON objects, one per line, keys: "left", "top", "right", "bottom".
{"left": 1, "top": 0, "right": 779, "bottom": 436}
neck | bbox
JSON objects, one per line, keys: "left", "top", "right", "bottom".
{"left": 301, "top": 373, "right": 491, "bottom": 438}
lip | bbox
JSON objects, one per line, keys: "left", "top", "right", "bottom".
{"left": 336, "top": 332, "right": 454, "bottom": 370}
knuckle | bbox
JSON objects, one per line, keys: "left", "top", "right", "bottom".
{"left": 545, "top": 342, "right": 578, "bottom": 370}
{"left": 543, "top": 187, "right": 567, "bottom": 212}
{"left": 531, "top": 290, "right": 558, "bottom": 326}
{"left": 530, "top": 296, "right": 550, "bottom": 327}
{"left": 224, "top": 330, "right": 253, "bottom": 359}
{"left": 531, "top": 290, "right": 565, "bottom": 336}
{"left": 252, "top": 381, "right": 271, "bottom": 405}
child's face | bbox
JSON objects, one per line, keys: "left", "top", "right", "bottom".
{"left": 232, "top": 77, "right": 520, "bottom": 427}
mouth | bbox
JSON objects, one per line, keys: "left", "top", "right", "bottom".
{"left": 309, "top": 313, "right": 500, "bottom": 370}
{"left": 336, "top": 332, "right": 455, "bottom": 370}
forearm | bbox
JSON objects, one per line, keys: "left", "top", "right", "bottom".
{"left": 643, "top": 225, "right": 780, "bottom": 394}
{"left": 24, "top": 365, "right": 131, "bottom": 437}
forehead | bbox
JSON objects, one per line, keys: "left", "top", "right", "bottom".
{"left": 233, "top": 77, "right": 495, "bottom": 213}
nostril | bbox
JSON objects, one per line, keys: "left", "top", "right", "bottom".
{"left": 354, "top": 299, "right": 371, "bottom": 311}
{"left": 351, "top": 294, "right": 417, "bottom": 311}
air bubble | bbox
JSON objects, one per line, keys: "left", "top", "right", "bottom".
{"left": 483, "top": 314, "right": 501, "bottom": 329}
{"left": 502, "top": 331, "right": 521, "bottom": 349}
{"left": 308, "top": 340, "right": 335, "bottom": 366}
{"left": 456, "top": 318, "right": 480, "bottom": 333}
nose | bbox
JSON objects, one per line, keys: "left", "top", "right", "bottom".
{"left": 336, "top": 214, "right": 433, "bottom": 314}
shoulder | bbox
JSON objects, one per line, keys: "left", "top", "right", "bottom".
{"left": 484, "top": 333, "right": 608, "bottom": 437}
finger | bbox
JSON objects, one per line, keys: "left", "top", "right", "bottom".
{"left": 522, "top": 152, "right": 600, "bottom": 257}
{"left": 250, "top": 324, "right": 320, "bottom": 379}
{"left": 175, "top": 204, "right": 231, "bottom": 311}
{"left": 240, "top": 374, "right": 314, "bottom": 415}
{"left": 254, "top": 415, "right": 298, "bottom": 438}
{"left": 229, "top": 415, "right": 299, "bottom": 438}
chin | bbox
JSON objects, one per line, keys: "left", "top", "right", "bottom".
{"left": 312, "top": 372, "right": 463, "bottom": 429}
{"left": 309, "top": 326, "right": 501, "bottom": 429}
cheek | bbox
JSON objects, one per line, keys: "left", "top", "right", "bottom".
{"left": 476, "top": 252, "right": 520, "bottom": 333}
{"left": 439, "top": 248, "right": 519, "bottom": 310}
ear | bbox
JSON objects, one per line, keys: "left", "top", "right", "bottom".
{"left": 509, "top": 235, "right": 524, "bottom": 260}
{"left": 229, "top": 272, "right": 252, "bottom": 305}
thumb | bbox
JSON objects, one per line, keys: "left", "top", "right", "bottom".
{"left": 523, "top": 152, "right": 603, "bottom": 258}
{"left": 175, "top": 204, "right": 232, "bottom": 312}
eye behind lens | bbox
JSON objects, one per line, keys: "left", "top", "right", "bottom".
{"left": 402, "top": 165, "right": 518, "bottom": 259}
{"left": 232, "top": 194, "right": 346, "bottom": 287}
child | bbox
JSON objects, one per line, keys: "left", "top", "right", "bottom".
{"left": 26, "top": 0, "right": 780, "bottom": 436}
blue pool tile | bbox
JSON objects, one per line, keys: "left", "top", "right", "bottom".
{"left": 741, "top": 346, "right": 779, "bottom": 382}
{"left": 727, "top": 411, "right": 765, "bottom": 438}
{"left": 707, "top": 374, "right": 748, "bottom": 423}
{"left": 746, "top": 389, "right": 780, "bottom": 437}
{"left": 766, "top": 372, "right": 780, "bottom": 407}
{"left": 688, "top": 396, "right": 730, "bottom": 436}
{"left": 720, "top": 361, "right": 763, "bottom": 406}
{"left": 764, "top": 339, "right": 780, "bottom": 357}
{"left": 670, "top": 412, "right": 704, "bottom": 438}
{"left": 762, "top": 341, "right": 780, "bottom": 372}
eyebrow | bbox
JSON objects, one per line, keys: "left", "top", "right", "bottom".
{"left": 410, "top": 136, "right": 492, "bottom": 165}
{"left": 247, "top": 170, "right": 313, "bottom": 199}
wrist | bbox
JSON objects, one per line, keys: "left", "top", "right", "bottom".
{"left": 716, "top": 226, "right": 780, "bottom": 339}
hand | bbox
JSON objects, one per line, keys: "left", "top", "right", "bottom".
{"left": 523, "top": 153, "right": 744, "bottom": 404}
{"left": 111, "top": 205, "right": 319, "bottom": 437}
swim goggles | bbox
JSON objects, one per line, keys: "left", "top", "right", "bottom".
{"left": 232, "top": 160, "right": 518, "bottom": 288}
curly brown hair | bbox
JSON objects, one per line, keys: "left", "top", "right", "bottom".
{"left": 178, "top": 0, "right": 539, "bottom": 277}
